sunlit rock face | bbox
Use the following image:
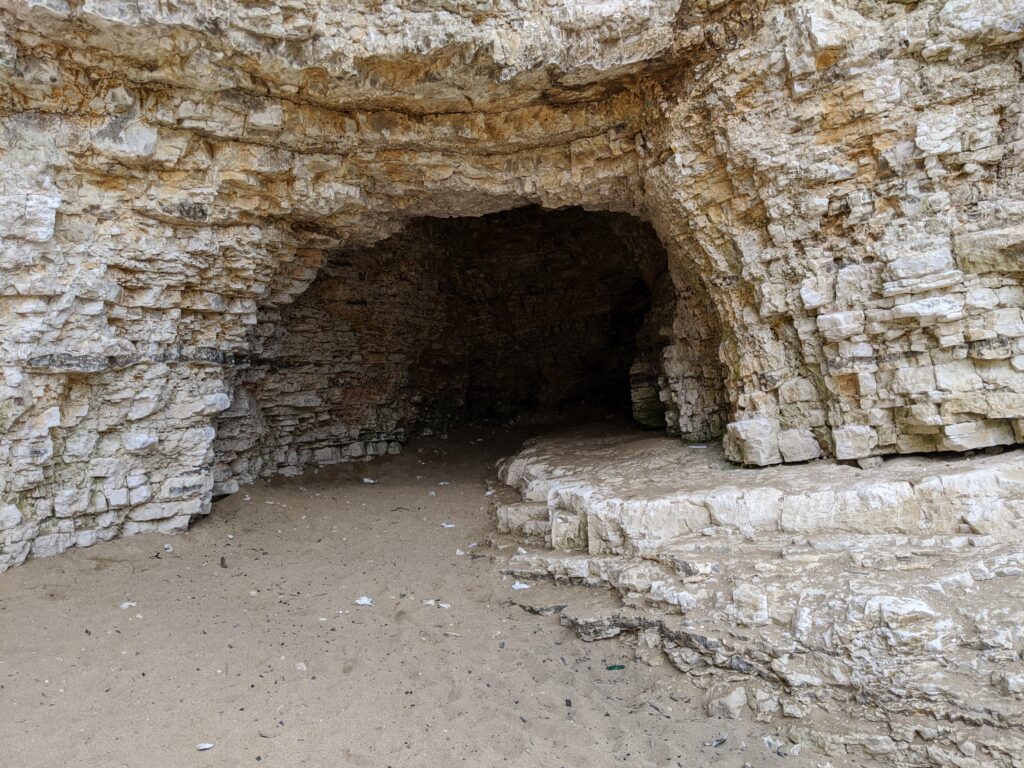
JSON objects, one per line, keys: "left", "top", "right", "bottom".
{"left": 2, "top": 0, "right": 1024, "bottom": 568}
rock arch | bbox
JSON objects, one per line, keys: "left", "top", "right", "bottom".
{"left": 211, "top": 205, "right": 729, "bottom": 493}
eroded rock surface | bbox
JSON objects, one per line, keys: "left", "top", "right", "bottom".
{"left": 2, "top": 1, "right": 1024, "bottom": 574}
{"left": 499, "top": 426, "right": 1024, "bottom": 766}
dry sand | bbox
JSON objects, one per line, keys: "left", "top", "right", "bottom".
{"left": 1, "top": 428, "right": 844, "bottom": 767}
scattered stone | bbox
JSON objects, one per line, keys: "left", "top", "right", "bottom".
{"left": 706, "top": 687, "right": 748, "bottom": 719}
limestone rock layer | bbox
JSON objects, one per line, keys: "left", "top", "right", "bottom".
{"left": 499, "top": 429, "right": 1024, "bottom": 767}
{"left": 2, "top": 0, "right": 1024, "bottom": 569}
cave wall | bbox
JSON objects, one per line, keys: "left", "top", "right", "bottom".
{"left": 2, "top": 0, "right": 1024, "bottom": 568}
{"left": 213, "top": 207, "right": 706, "bottom": 490}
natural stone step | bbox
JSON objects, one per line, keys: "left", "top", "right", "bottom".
{"left": 498, "top": 429, "right": 1024, "bottom": 766}
{"left": 499, "top": 428, "right": 1024, "bottom": 554}
{"left": 495, "top": 502, "right": 549, "bottom": 534}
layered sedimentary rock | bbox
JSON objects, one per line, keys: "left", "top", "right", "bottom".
{"left": 499, "top": 426, "right": 1024, "bottom": 766}
{"left": 213, "top": 206, "right": 674, "bottom": 491}
{"left": 2, "top": 0, "right": 1024, "bottom": 571}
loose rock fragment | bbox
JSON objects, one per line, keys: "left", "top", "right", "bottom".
{"left": 707, "top": 687, "right": 748, "bottom": 719}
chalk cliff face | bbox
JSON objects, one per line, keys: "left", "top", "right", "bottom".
{"left": 1, "top": 0, "right": 1023, "bottom": 569}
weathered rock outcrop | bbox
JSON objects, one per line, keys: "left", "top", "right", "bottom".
{"left": 499, "top": 426, "right": 1024, "bottom": 766}
{"left": 2, "top": 0, "right": 1024, "bottom": 572}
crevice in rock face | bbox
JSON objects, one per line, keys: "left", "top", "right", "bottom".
{"left": 212, "top": 206, "right": 728, "bottom": 490}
